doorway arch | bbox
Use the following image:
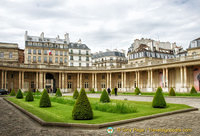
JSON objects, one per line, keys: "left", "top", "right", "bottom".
{"left": 46, "top": 73, "right": 56, "bottom": 93}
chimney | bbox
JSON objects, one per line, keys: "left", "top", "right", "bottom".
{"left": 40, "top": 32, "right": 44, "bottom": 40}
{"left": 78, "top": 38, "right": 82, "bottom": 44}
{"left": 56, "top": 35, "right": 60, "bottom": 40}
{"left": 25, "top": 31, "right": 28, "bottom": 41}
{"left": 64, "top": 33, "right": 70, "bottom": 44}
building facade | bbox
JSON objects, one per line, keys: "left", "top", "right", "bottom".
{"left": 0, "top": 37, "right": 200, "bottom": 93}
{"left": 24, "top": 31, "right": 91, "bottom": 67}
{"left": 92, "top": 49, "right": 127, "bottom": 68}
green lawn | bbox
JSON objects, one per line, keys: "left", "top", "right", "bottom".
{"left": 6, "top": 96, "right": 191, "bottom": 124}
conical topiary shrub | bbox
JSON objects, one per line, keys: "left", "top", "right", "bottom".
{"left": 73, "top": 89, "right": 79, "bottom": 99}
{"left": 90, "top": 88, "right": 95, "bottom": 93}
{"left": 39, "top": 89, "right": 51, "bottom": 107}
{"left": 72, "top": 88, "right": 93, "bottom": 120}
{"left": 16, "top": 89, "right": 23, "bottom": 99}
{"left": 152, "top": 87, "right": 167, "bottom": 108}
{"left": 25, "top": 90, "right": 34, "bottom": 102}
{"left": 100, "top": 89, "right": 110, "bottom": 103}
{"left": 10, "top": 89, "right": 16, "bottom": 96}
{"left": 169, "top": 87, "right": 176, "bottom": 96}
{"left": 190, "top": 86, "right": 197, "bottom": 94}
{"left": 134, "top": 87, "right": 141, "bottom": 95}
{"left": 111, "top": 88, "right": 115, "bottom": 94}
{"left": 55, "top": 88, "right": 62, "bottom": 97}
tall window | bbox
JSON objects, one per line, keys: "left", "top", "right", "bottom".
{"left": 86, "top": 63, "right": 89, "bottom": 67}
{"left": 28, "top": 56, "right": 31, "bottom": 62}
{"left": 68, "top": 75, "right": 72, "bottom": 80}
{"left": 60, "top": 51, "right": 63, "bottom": 56}
{"left": 70, "top": 50, "right": 73, "bottom": 54}
{"left": 38, "top": 49, "right": 41, "bottom": 54}
{"left": 0, "top": 52, "right": 4, "bottom": 58}
{"left": 28, "top": 49, "right": 31, "bottom": 54}
{"left": 64, "top": 51, "right": 67, "bottom": 56}
{"left": 55, "top": 51, "right": 58, "bottom": 56}
{"left": 44, "top": 50, "right": 47, "bottom": 55}
{"left": 79, "top": 50, "right": 81, "bottom": 55}
{"left": 38, "top": 56, "right": 41, "bottom": 62}
{"left": 67, "top": 82, "right": 72, "bottom": 88}
{"left": 60, "top": 58, "right": 63, "bottom": 63}
{"left": 33, "top": 56, "right": 36, "bottom": 62}
{"left": 55, "top": 57, "right": 58, "bottom": 63}
{"left": 9, "top": 52, "right": 12, "bottom": 58}
{"left": 79, "top": 63, "right": 81, "bottom": 67}
{"left": 84, "top": 82, "right": 89, "bottom": 88}
{"left": 86, "top": 56, "right": 89, "bottom": 61}
{"left": 79, "top": 56, "right": 81, "bottom": 61}
{"left": 49, "top": 57, "right": 52, "bottom": 63}
{"left": 118, "top": 81, "right": 122, "bottom": 88}
{"left": 86, "top": 51, "right": 89, "bottom": 55}
{"left": 70, "top": 56, "right": 73, "bottom": 60}
{"left": 64, "top": 58, "right": 67, "bottom": 63}
{"left": 33, "top": 49, "right": 36, "bottom": 54}
{"left": 44, "top": 57, "right": 47, "bottom": 63}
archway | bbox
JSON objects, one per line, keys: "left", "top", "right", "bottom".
{"left": 46, "top": 73, "right": 56, "bottom": 93}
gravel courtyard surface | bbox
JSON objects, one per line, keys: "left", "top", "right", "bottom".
{"left": 1, "top": 94, "right": 200, "bottom": 136}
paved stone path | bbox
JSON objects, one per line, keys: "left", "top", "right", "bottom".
{"left": 1, "top": 94, "right": 200, "bottom": 136}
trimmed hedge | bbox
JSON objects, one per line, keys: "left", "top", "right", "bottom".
{"left": 73, "top": 89, "right": 79, "bottom": 99}
{"left": 16, "top": 89, "right": 23, "bottom": 99}
{"left": 25, "top": 91, "right": 34, "bottom": 102}
{"left": 111, "top": 88, "right": 115, "bottom": 94}
{"left": 152, "top": 87, "right": 167, "bottom": 108}
{"left": 90, "top": 88, "right": 95, "bottom": 93}
{"left": 10, "top": 89, "right": 16, "bottom": 96}
{"left": 169, "top": 87, "right": 176, "bottom": 96}
{"left": 100, "top": 89, "right": 110, "bottom": 103}
{"left": 134, "top": 87, "right": 141, "bottom": 95}
{"left": 72, "top": 88, "right": 93, "bottom": 120}
{"left": 56, "top": 88, "right": 62, "bottom": 97}
{"left": 190, "top": 86, "right": 197, "bottom": 94}
{"left": 39, "top": 89, "right": 51, "bottom": 107}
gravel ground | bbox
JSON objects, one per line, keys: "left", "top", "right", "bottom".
{"left": 1, "top": 94, "right": 200, "bottom": 136}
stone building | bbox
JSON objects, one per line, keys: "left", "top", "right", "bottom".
{"left": 24, "top": 31, "right": 91, "bottom": 67}
{"left": 92, "top": 49, "right": 127, "bottom": 68}
{"left": 127, "top": 38, "right": 186, "bottom": 64}
{"left": 0, "top": 37, "right": 200, "bottom": 93}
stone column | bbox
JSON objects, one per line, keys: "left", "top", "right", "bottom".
{"left": 36, "top": 72, "right": 38, "bottom": 89}
{"left": 184, "top": 66, "right": 187, "bottom": 88}
{"left": 59, "top": 73, "right": 61, "bottom": 89}
{"left": 19, "top": 71, "right": 21, "bottom": 89}
{"left": 77, "top": 73, "right": 79, "bottom": 89}
{"left": 65, "top": 73, "right": 68, "bottom": 90}
{"left": 80, "top": 73, "right": 82, "bottom": 89}
{"left": 147, "top": 70, "right": 150, "bottom": 88}
{"left": 21, "top": 71, "right": 24, "bottom": 90}
{"left": 4, "top": 71, "right": 7, "bottom": 89}
{"left": 150, "top": 70, "right": 153, "bottom": 88}
{"left": 121, "top": 72, "right": 124, "bottom": 90}
{"left": 92, "top": 73, "right": 94, "bottom": 89}
{"left": 124, "top": 72, "right": 126, "bottom": 91}
{"left": 166, "top": 68, "right": 168, "bottom": 88}
{"left": 163, "top": 69, "right": 166, "bottom": 87}
{"left": 110, "top": 73, "right": 112, "bottom": 89}
{"left": 138, "top": 71, "right": 140, "bottom": 88}
{"left": 62, "top": 73, "right": 64, "bottom": 89}
{"left": 107, "top": 73, "right": 109, "bottom": 88}
{"left": 43, "top": 72, "right": 46, "bottom": 89}
{"left": 39, "top": 72, "right": 43, "bottom": 90}
{"left": 135, "top": 71, "right": 138, "bottom": 87}
{"left": 95, "top": 73, "right": 97, "bottom": 91}
{"left": 180, "top": 66, "right": 183, "bottom": 88}
{"left": 1, "top": 71, "right": 4, "bottom": 89}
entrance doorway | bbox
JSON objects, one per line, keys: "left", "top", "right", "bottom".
{"left": 46, "top": 73, "right": 56, "bottom": 93}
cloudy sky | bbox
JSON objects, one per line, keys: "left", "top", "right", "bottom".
{"left": 0, "top": 0, "right": 200, "bottom": 52}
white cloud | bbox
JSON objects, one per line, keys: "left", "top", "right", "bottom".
{"left": 0, "top": 0, "right": 199, "bottom": 52}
